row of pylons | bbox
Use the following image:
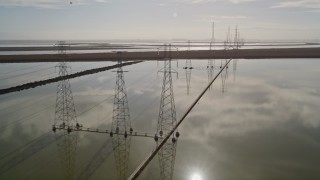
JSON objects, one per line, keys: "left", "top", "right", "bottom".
{"left": 183, "top": 23, "right": 241, "bottom": 95}
{"left": 52, "top": 41, "right": 179, "bottom": 180}
{"left": 53, "top": 22, "right": 240, "bottom": 179}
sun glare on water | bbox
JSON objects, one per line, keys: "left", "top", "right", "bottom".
{"left": 191, "top": 173, "right": 202, "bottom": 180}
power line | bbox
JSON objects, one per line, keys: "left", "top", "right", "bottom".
{"left": 0, "top": 63, "right": 48, "bottom": 76}
{"left": 127, "top": 58, "right": 232, "bottom": 180}
{"left": 0, "top": 67, "right": 54, "bottom": 81}
{"left": 0, "top": 61, "right": 142, "bottom": 95}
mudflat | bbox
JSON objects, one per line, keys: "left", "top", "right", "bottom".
{"left": 0, "top": 47, "right": 320, "bottom": 63}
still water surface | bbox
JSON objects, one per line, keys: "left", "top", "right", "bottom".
{"left": 0, "top": 59, "right": 320, "bottom": 179}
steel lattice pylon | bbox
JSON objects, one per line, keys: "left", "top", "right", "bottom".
{"left": 157, "top": 56, "right": 179, "bottom": 180}
{"left": 111, "top": 60, "right": 131, "bottom": 180}
{"left": 185, "top": 60, "right": 192, "bottom": 95}
{"left": 220, "top": 25, "right": 232, "bottom": 93}
{"left": 184, "top": 41, "right": 192, "bottom": 95}
{"left": 53, "top": 41, "right": 79, "bottom": 180}
{"left": 208, "top": 22, "right": 215, "bottom": 87}
{"left": 234, "top": 26, "right": 240, "bottom": 50}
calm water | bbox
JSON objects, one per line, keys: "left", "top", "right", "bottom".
{"left": 0, "top": 59, "right": 320, "bottom": 179}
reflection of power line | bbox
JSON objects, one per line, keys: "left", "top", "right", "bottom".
{"left": 2, "top": 71, "right": 56, "bottom": 89}
{"left": 156, "top": 55, "right": 179, "bottom": 180}
{"left": 0, "top": 57, "right": 100, "bottom": 176}
{"left": 1, "top": 79, "right": 115, "bottom": 178}
{"left": 0, "top": 132, "right": 59, "bottom": 175}
{"left": 0, "top": 67, "right": 54, "bottom": 81}
{"left": 1, "top": 64, "right": 135, "bottom": 178}
{"left": 0, "top": 103, "right": 54, "bottom": 131}
{"left": 0, "top": 63, "right": 46, "bottom": 76}
{"left": 0, "top": 62, "right": 102, "bottom": 111}
{"left": 77, "top": 139, "right": 113, "bottom": 180}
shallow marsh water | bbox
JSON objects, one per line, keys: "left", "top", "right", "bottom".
{"left": 0, "top": 59, "right": 320, "bottom": 179}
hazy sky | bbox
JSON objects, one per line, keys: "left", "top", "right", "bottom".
{"left": 0, "top": 0, "right": 319, "bottom": 41}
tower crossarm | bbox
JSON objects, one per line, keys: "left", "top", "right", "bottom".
{"left": 53, "top": 126, "right": 155, "bottom": 139}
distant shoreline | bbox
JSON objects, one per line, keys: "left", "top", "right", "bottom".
{"left": 0, "top": 47, "right": 320, "bottom": 63}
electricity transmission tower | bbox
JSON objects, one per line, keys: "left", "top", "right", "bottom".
{"left": 51, "top": 53, "right": 144, "bottom": 180}
{"left": 183, "top": 41, "right": 193, "bottom": 95}
{"left": 111, "top": 59, "right": 132, "bottom": 180}
{"left": 221, "top": 26, "right": 242, "bottom": 91}
{"left": 234, "top": 26, "right": 239, "bottom": 49}
{"left": 232, "top": 26, "right": 239, "bottom": 82}
{"left": 53, "top": 41, "right": 79, "bottom": 180}
{"left": 77, "top": 58, "right": 134, "bottom": 180}
{"left": 156, "top": 46, "right": 179, "bottom": 180}
{"left": 208, "top": 21, "right": 215, "bottom": 84}
{"left": 183, "top": 22, "right": 217, "bottom": 94}
{"left": 184, "top": 62, "right": 192, "bottom": 95}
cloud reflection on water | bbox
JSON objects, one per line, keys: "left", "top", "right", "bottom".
{"left": 176, "top": 59, "right": 320, "bottom": 179}
{"left": 1, "top": 59, "right": 320, "bottom": 179}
